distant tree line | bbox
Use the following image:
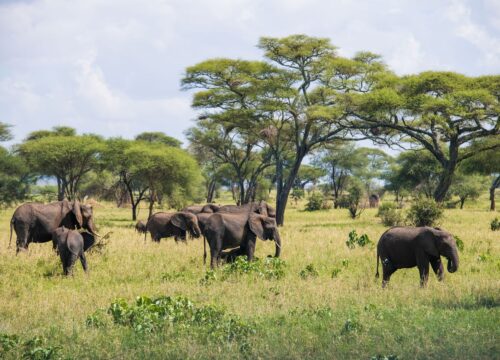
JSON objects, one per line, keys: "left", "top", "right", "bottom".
{"left": 183, "top": 35, "right": 499, "bottom": 224}
{"left": 1, "top": 35, "right": 498, "bottom": 224}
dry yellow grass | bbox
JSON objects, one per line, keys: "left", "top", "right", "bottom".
{"left": 0, "top": 195, "right": 498, "bottom": 359}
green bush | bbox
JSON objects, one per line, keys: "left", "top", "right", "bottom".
{"left": 299, "top": 264, "right": 319, "bottom": 279}
{"left": 346, "top": 230, "right": 372, "bottom": 249}
{"left": 406, "top": 198, "right": 443, "bottom": 227}
{"left": 221, "top": 256, "right": 286, "bottom": 280}
{"left": 491, "top": 218, "right": 500, "bottom": 231}
{"left": 377, "top": 202, "right": 404, "bottom": 226}
{"left": 305, "top": 192, "right": 324, "bottom": 211}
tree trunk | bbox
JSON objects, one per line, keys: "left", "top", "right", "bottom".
{"left": 460, "top": 198, "right": 465, "bottom": 209}
{"left": 433, "top": 166, "right": 455, "bottom": 202}
{"left": 132, "top": 202, "right": 138, "bottom": 221}
{"left": 275, "top": 151, "right": 306, "bottom": 226}
{"left": 206, "top": 179, "right": 216, "bottom": 203}
{"left": 57, "top": 177, "right": 65, "bottom": 201}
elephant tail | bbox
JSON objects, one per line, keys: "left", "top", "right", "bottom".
{"left": 375, "top": 248, "right": 380, "bottom": 278}
{"left": 203, "top": 236, "right": 207, "bottom": 265}
{"left": 9, "top": 217, "right": 14, "bottom": 249}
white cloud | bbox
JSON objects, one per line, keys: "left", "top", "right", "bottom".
{"left": 0, "top": 0, "right": 498, "bottom": 145}
{"left": 446, "top": 0, "right": 500, "bottom": 68}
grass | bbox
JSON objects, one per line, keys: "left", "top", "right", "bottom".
{"left": 0, "top": 194, "right": 499, "bottom": 359}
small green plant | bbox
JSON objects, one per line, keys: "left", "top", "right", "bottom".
{"left": 104, "top": 295, "right": 255, "bottom": 352}
{"left": 454, "top": 235, "right": 464, "bottom": 252}
{"left": 406, "top": 198, "right": 443, "bottom": 227}
{"left": 331, "top": 267, "right": 341, "bottom": 278}
{"left": 305, "top": 192, "right": 324, "bottom": 211}
{"left": 85, "top": 309, "right": 108, "bottom": 328}
{"left": 491, "top": 217, "right": 500, "bottom": 231}
{"left": 0, "top": 333, "right": 21, "bottom": 353}
{"left": 346, "top": 230, "right": 372, "bottom": 249}
{"left": 341, "top": 259, "right": 350, "bottom": 267}
{"left": 340, "top": 318, "right": 362, "bottom": 335}
{"left": 161, "top": 270, "right": 187, "bottom": 281}
{"left": 199, "top": 270, "right": 217, "bottom": 285}
{"left": 299, "top": 264, "right": 319, "bottom": 279}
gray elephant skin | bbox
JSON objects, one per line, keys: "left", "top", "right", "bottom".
{"left": 146, "top": 211, "right": 201, "bottom": 242}
{"left": 376, "top": 226, "right": 459, "bottom": 287}
{"left": 204, "top": 212, "right": 281, "bottom": 269}
{"left": 10, "top": 199, "right": 97, "bottom": 253}
{"left": 135, "top": 220, "right": 148, "bottom": 234}
{"left": 52, "top": 227, "right": 88, "bottom": 275}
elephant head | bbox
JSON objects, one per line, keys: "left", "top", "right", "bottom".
{"left": 201, "top": 204, "right": 220, "bottom": 213}
{"left": 256, "top": 201, "right": 276, "bottom": 218}
{"left": 430, "top": 228, "right": 459, "bottom": 273}
{"left": 248, "top": 213, "right": 281, "bottom": 257}
{"left": 171, "top": 212, "right": 202, "bottom": 240}
{"left": 65, "top": 199, "right": 97, "bottom": 235}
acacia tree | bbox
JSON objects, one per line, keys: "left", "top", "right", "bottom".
{"left": 0, "top": 123, "right": 31, "bottom": 205}
{"left": 183, "top": 59, "right": 276, "bottom": 205}
{"left": 105, "top": 139, "right": 202, "bottom": 220}
{"left": 19, "top": 135, "right": 104, "bottom": 200}
{"left": 348, "top": 72, "right": 500, "bottom": 202}
{"left": 460, "top": 137, "right": 500, "bottom": 210}
{"left": 183, "top": 35, "right": 387, "bottom": 224}
{"left": 135, "top": 132, "right": 182, "bottom": 147}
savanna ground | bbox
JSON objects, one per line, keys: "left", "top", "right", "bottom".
{"left": 0, "top": 193, "right": 499, "bottom": 359}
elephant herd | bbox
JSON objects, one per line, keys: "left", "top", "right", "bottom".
{"left": 8, "top": 199, "right": 459, "bottom": 287}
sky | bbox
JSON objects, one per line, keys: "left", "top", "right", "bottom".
{"left": 1, "top": 0, "right": 499, "bottom": 146}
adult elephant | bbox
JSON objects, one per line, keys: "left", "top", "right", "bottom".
{"left": 146, "top": 211, "right": 201, "bottom": 242}
{"left": 376, "top": 226, "right": 459, "bottom": 287}
{"left": 182, "top": 204, "right": 220, "bottom": 215}
{"left": 10, "top": 199, "right": 97, "bottom": 254}
{"left": 218, "top": 201, "right": 275, "bottom": 218}
{"left": 204, "top": 212, "right": 281, "bottom": 269}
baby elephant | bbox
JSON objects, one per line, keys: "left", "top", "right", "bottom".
{"left": 135, "top": 220, "right": 148, "bottom": 234}
{"left": 52, "top": 227, "right": 88, "bottom": 275}
{"left": 376, "top": 226, "right": 459, "bottom": 287}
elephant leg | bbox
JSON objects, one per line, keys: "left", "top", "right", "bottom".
{"left": 15, "top": 224, "right": 30, "bottom": 254}
{"left": 80, "top": 253, "right": 88, "bottom": 272}
{"left": 416, "top": 251, "right": 430, "bottom": 287}
{"left": 66, "top": 253, "right": 78, "bottom": 276}
{"left": 245, "top": 238, "right": 256, "bottom": 262}
{"left": 381, "top": 257, "right": 396, "bottom": 288}
{"left": 430, "top": 257, "right": 444, "bottom": 281}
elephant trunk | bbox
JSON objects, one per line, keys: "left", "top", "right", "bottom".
{"left": 273, "top": 229, "right": 281, "bottom": 258}
{"left": 447, "top": 247, "right": 459, "bottom": 273}
{"left": 85, "top": 217, "right": 99, "bottom": 236}
{"left": 190, "top": 223, "right": 202, "bottom": 238}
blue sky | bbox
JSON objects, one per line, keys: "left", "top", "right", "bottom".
{"left": 1, "top": 0, "right": 499, "bottom": 146}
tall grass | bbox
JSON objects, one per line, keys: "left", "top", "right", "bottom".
{"left": 0, "top": 194, "right": 498, "bottom": 359}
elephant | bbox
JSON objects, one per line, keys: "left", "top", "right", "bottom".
{"left": 369, "top": 194, "right": 380, "bottom": 208}
{"left": 376, "top": 226, "right": 459, "bottom": 287}
{"left": 146, "top": 211, "right": 201, "bottom": 242}
{"left": 10, "top": 199, "right": 98, "bottom": 254}
{"left": 218, "top": 201, "right": 276, "bottom": 218}
{"left": 135, "top": 220, "right": 148, "bottom": 234}
{"left": 52, "top": 227, "right": 88, "bottom": 275}
{"left": 182, "top": 204, "right": 220, "bottom": 214}
{"left": 204, "top": 212, "right": 281, "bottom": 269}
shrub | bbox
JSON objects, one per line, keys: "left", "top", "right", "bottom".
{"left": 221, "top": 256, "right": 286, "bottom": 280}
{"left": 491, "top": 218, "right": 500, "bottom": 231}
{"left": 377, "top": 202, "right": 404, "bottom": 226}
{"left": 299, "top": 264, "right": 319, "bottom": 279}
{"left": 106, "top": 295, "right": 255, "bottom": 349}
{"left": 346, "top": 230, "right": 372, "bottom": 249}
{"left": 454, "top": 235, "right": 464, "bottom": 252}
{"left": 305, "top": 192, "right": 324, "bottom": 211}
{"left": 347, "top": 182, "right": 365, "bottom": 219}
{"left": 406, "top": 198, "right": 443, "bottom": 227}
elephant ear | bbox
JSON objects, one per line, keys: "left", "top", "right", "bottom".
{"left": 424, "top": 228, "right": 441, "bottom": 257}
{"left": 72, "top": 199, "right": 83, "bottom": 227}
{"left": 249, "top": 214, "right": 266, "bottom": 240}
{"left": 171, "top": 213, "right": 187, "bottom": 231}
